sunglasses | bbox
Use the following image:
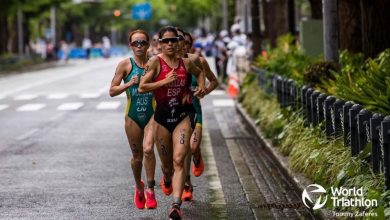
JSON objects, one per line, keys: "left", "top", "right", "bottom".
{"left": 184, "top": 40, "right": 192, "bottom": 45}
{"left": 130, "top": 40, "right": 149, "bottom": 47}
{"left": 177, "top": 35, "right": 185, "bottom": 41}
{"left": 159, "top": 37, "right": 179, "bottom": 44}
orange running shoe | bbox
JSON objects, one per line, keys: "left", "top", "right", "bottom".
{"left": 145, "top": 190, "right": 157, "bottom": 209}
{"left": 169, "top": 205, "right": 182, "bottom": 220}
{"left": 181, "top": 185, "right": 193, "bottom": 202}
{"left": 160, "top": 176, "right": 173, "bottom": 196}
{"left": 192, "top": 154, "right": 204, "bottom": 177}
{"left": 133, "top": 180, "right": 145, "bottom": 209}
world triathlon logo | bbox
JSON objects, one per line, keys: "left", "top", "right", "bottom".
{"left": 302, "top": 184, "right": 328, "bottom": 210}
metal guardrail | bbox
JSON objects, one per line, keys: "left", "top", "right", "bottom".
{"left": 251, "top": 67, "right": 390, "bottom": 190}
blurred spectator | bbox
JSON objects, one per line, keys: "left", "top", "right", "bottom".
{"left": 46, "top": 40, "right": 56, "bottom": 61}
{"left": 58, "top": 40, "right": 69, "bottom": 63}
{"left": 213, "top": 30, "right": 229, "bottom": 81}
{"left": 147, "top": 33, "right": 160, "bottom": 57}
{"left": 102, "top": 36, "right": 111, "bottom": 58}
{"left": 82, "top": 37, "right": 92, "bottom": 59}
{"left": 226, "top": 23, "right": 249, "bottom": 80}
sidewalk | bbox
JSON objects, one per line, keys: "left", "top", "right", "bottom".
{"left": 202, "top": 90, "right": 315, "bottom": 219}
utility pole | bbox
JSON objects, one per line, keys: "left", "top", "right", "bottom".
{"left": 323, "top": 0, "right": 338, "bottom": 62}
{"left": 222, "top": 0, "right": 228, "bottom": 31}
{"left": 17, "top": 5, "right": 23, "bottom": 56}
{"left": 51, "top": 6, "right": 56, "bottom": 44}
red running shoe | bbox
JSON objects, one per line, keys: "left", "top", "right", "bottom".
{"left": 160, "top": 176, "right": 173, "bottom": 196}
{"left": 169, "top": 205, "right": 182, "bottom": 220}
{"left": 192, "top": 154, "right": 204, "bottom": 177}
{"left": 145, "top": 190, "right": 157, "bottom": 209}
{"left": 181, "top": 185, "right": 193, "bottom": 202}
{"left": 133, "top": 180, "right": 145, "bottom": 209}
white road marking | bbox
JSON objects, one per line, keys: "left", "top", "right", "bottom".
{"left": 57, "top": 102, "right": 84, "bottom": 111}
{"left": 96, "top": 101, "right": 121, "bottom": 110}
{"left": 213, "top": 99, "right": 235, "bottom": 107}
{"left": 14, "top": 94, "right": 38, "bottom": 100}
{"left": 47, "top": 93, "right": 69, "bottom": 99}
{"left": 0, "top": 104, "right": 9, "bottom": 111}
{"left": 80, "top": 93, "right": 100, "bottom": 99}
{"left": 210, "top": 90, "right": 225, "bottom": 96}
{"left": 112, "top": 92, "right": 126, "bottom": 98}
{"left": 17, "top": 104, "right": 46, "bottom": 111}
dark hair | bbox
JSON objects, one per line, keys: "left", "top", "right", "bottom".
{"left": 175, "top": 27, "right": 185, "bottom": 36}
{"left": 184, "top": 32, "right": 193, "bottom": 44}
{"left": 128, "top": 29, "right": 150, "bottom": 43}
{"left": 158, "top": 26, "right": 178, "bottom": 39}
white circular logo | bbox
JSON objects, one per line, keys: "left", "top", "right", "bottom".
{"left": 302, "top": 184, "right": 328, "bottom": 210}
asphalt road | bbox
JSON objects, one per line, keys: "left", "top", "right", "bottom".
{"left": 0, "top": 56, "right": 312, "bottom": 220}
{"left": 0, "top": 57, "right": 232, "bottom": 219}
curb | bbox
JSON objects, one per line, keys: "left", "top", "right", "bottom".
{"left": 236, "top": 102, "right": 336, "bottom": 220}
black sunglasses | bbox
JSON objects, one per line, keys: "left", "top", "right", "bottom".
{"left": 159, "top": 37, "right": 179, "bottom": 44}
{"left": 130, "top": 40, "right": 149, "bottom": 47}
{"left": 184, "top": 40, "right": 192, "bottom": 45}
{"left": 177, "top": 35, "right": 185, "bottom": 41}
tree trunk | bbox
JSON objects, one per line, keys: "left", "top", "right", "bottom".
{"left": 308, "top": 0, "right": 323, "bottom": 19}
{"left": 338, "top": 0, "right": 362, "bottom": 53}
{"left": 262, "top": 0, "right": 270, "bottom": 40}
{"left": 0, "top": 11, "right": 8, "bottom": 54}
{"left": 361, "top": 0, "right": 390, "bottom": 58}
{"left": 251, "top": 0, "right": 261, "bottom": 56}
{"left": 264, "top": 0, "right": 288, "bottom": 47}
{"left": 288, "top": 0, "right": 296, "bottom": 36}
{"left": 323, "top": 0, "right": 339, "bottom": 62}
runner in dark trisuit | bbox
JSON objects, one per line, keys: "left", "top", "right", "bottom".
{"left": 139, "top": 26, "right": 206, "bottom": 220}
{"left": 178, "top": 30, "right": 219, "bottom": 202}
{"left": 109, "top": 30, "right": 157, "bottom": 210}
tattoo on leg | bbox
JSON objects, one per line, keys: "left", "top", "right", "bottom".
{"left": 158, "top": 139, "right": 167, "bottom": 155}
{"left": 161, "top": 144, "right": 167, "bottom": 155}
{"left": 131, "top": 143, "right": 138, "bottom": 153}
{"left": 180, "top": 129, "right": 185, "bottom": 145}
{"left": 193, "top": 132, "right": 198, "bottom": 143}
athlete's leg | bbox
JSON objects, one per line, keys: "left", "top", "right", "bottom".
{"left": 154, "top": 122, "right": 173, "bottom": 181}
{"left": 191, "top": 125, "right": 203, "bottom": 157}
{"left": 143, "top": 117, "right": 157, "bottom": 208}
{"left": 124, "top": 116, "right": 144, "bottom": 190}
{"left": 143, "top": 117, "right": 156, "bottom": 189}
{"left": 171, "top": 116, "right": 191, "bottom": 203}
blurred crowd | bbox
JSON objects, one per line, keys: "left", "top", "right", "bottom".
{"left": 30, "top": 35, "right": 114, "bottom": 63}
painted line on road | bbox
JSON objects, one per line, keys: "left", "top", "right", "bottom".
{"left": 47, "top": 93, "right": 69, "bottom": 99}
{"left": 0, "top": 104, "right": 9, "bottom": 111}
{"left": 213, "top": 99, "right": 235, "bottom": 107}
{"left": 96, "top": 101, "right": 121, "bottom": 110}
{"left": 57, "top": 102, "right": 84, "bottom": 111}
{"left": 17, "top": 103, "right": 46, "bottom": 111}
{"left": 14, "top": 94, "right": 38, "bottom": 100}
{"left": 209, "top": 90, "right": 225, "bottom": 96}
{"left": 0, "top": 59, "right": 119, "bottom": 97}
{"left": 202, "top": 121, "right": 228, "bottom": 218}
{"left": 80, "top": 93, "right": 100, "bottom": 99}
{"left": 17, "top": 128, "right": 39, "bottom": 140}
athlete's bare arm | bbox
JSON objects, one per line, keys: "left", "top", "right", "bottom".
{"left": 186, "top": 59, "right": 206, "bottom": 98}
{"left": 138, "top": 56, "right": 176, "bottom": 93}
{"left": 199, "top": 57, "right": 219, "bottom": 94}
{"left": 109, "top": 59, "right": 133, "bottom": 97}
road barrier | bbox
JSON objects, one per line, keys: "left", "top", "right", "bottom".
{"left": 251, "top": 66, "right": 390, "bottom": 190}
